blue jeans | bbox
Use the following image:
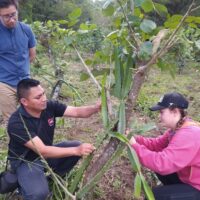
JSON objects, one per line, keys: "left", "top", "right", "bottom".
{"left": 11, "top": 141, "right": 81, "bottom": 200}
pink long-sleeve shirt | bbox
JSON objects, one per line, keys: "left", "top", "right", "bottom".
{"left": 132, "top": 121, "right": 200, "bottom": 190}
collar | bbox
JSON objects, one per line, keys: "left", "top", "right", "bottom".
{"left": 19, "top": 106, "right": 38, "bottom": 119}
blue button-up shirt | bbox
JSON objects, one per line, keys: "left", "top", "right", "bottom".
{"left": 0, "top": 21, "right": 36, "bottom": 87}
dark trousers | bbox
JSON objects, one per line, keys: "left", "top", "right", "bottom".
{"left": 11, "top": 141, "right": 81, "bottom": 200}
{"left": 149, "top": 173, "right": 200, "bottom": 200}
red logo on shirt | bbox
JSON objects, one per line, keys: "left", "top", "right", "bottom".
{"left": 48, "top": 118, "right": 54, "bottom": 126}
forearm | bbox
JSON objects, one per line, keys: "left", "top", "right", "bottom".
{"left": 64, "top": 104, "right": 100, "bottom": 118}
{"left": 29, "top": 47, "right": 36, "bottom": 63}
{"left": 75, "top": 105, "right": 99, "bottom": 117}
{"left": 38, "top": 146, "right": 79, "bottom": 158}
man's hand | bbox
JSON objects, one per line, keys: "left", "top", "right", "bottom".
{"left": 129, "top": 136, "right": 136, "bottom": 145}
{"left": 76, "top": 143, "right": 96, "bottom": 156}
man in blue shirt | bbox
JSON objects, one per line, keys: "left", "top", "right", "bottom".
{"left": 0, "top": 0, "right": 36, "bottom": 123}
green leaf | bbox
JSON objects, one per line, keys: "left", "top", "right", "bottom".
{"left": 110, "top": 132, "right": 129, "bottom": 143}
{"left": 58, "top": 20, "right": 68, "bottom": 25}
{"left": 134, "top": 173, "right": 142, "bottom": 198}
{"left": 154, "top": 3, "right": 168, "bottom": 14}
{"left": 141, "top": 174, "right": 155, "bottom": 200}
{"left": 118, "top": 101, "right": 126, "bottom": 134}
{"left": 186, "top": 16, "right": 200, "bottom": 24}
{"left": 128, "top": 15, "right": 141, "bottom": 26}
{"left": 80, "top": 23, "right": 88, "bottom": 30}
{"left": 121, "top": 54, "right": 134, "bottom": 98}
{"left": 68, "top": 19, "right": 79, "bottom": 27}
{"left": 138, "top": 41, "right": 153, "bottom": 60}
{"left": 127, "top": 145, "right": 141, "bottom": 172}
{"left": 101, "top": 74, "right": 109, "bottom": 128}
{"left": 140, "top": 19, "right": 157, "bottom": 33}
{"left": 134, "top": 8, "right": 142, "bottom": 18}
{"left": 79, "top": 23, "right": 97, "bottom": 31}
{"left": 113, "top": 47, "right": 122, "bottom": 99}
{"left": 142, "top": 0, "right": 153, "bottom": 13}
{"left": 114, "top": 17, "right": 122, "bottom": 28}
{"left": 135, "top": 0, "right": 146, "bottom": 7}
{"left": 164, "top": 15, "right": 182, "bottom": 28}
{"left": 68, "top": 8, "right": 82, "bottom": 20}
{"left": 102, "top": 5, "right": 115, "bottom": 16}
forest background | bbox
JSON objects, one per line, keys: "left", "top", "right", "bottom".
{"left": 0, "top": 0, "right": 200, "bottom": 199}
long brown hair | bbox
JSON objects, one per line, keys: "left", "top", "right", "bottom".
{"left": 169, "top": 107, "right": 187, "bottom": 130}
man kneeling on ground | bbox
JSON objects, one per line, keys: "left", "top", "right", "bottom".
{"left": 7, "top": 78, "right": 101, "bottom": 200}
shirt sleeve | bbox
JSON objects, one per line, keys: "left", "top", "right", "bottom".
{"left": 22, "top": 23, "right": 37, "bottom": 48}
{"left": 135, "top": 131, "right": 169, "bottom": 151}
{"left": 47, "top": 101, "right": 67, "bottom": 117}
{"left": 132, "top": 128, "right": 199, "bottom": 175}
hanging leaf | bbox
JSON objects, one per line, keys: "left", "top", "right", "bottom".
{"left": 101, "top": 74, "right": 109, "bottom": 128}
{"left": 127, "top": 145, "right": 141, "bottom": 172}
{"left": 134, "top": 173, "right": 142, "bottom": 198}
{"left": 141, "top": 174, "right": 155, "bottom": 200}
{"left": 118, "top": 101, "right": 126, "bottom": 134}
{"left": 110, "top": 132, "right": 129, "bottom": 143}
{"left": 140, "top": 19, "right": 157, "bottom": 33}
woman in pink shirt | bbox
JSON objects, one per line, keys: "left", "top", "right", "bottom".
{"left": 130, "top": 92, "right": 200, "bottom": 200}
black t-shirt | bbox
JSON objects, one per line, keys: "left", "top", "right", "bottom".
{"left": 7, "top": 101, "right": 66, "bottom": 161}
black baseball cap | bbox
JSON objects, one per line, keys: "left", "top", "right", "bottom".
{"left": 150, "top": 92, "right": 189, "bottom": 111}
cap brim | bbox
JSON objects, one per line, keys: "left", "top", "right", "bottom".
{"left": 149, "top": 104, "right": 165, "bottom": 111}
